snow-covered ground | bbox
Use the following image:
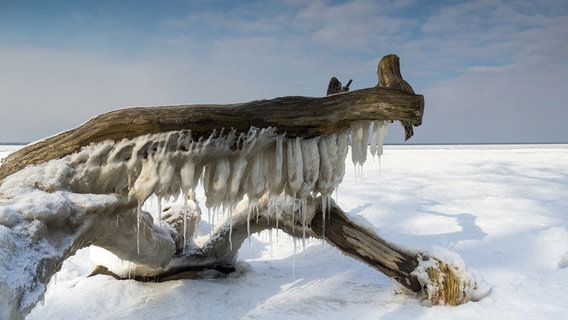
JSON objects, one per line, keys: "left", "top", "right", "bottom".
{"left": 3, "top": 144, "right": 568, "bottom": 319}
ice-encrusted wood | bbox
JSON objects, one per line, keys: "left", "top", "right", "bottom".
{"left": 0, "top": 54, "right": 436, "bottom": 320}
{"left": 0, "top": 55, "right": 423, "bottom": 184}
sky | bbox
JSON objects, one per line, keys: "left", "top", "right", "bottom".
{"left": 0, "top": 0, "right": 567, "bottom": 144}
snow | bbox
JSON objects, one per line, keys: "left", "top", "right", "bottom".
{"left": 2, "top": 143, "right": 568, "bottom": 319}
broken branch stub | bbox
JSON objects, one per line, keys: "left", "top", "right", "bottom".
{"left": 377, "top": 54, "right": 417, "bottom": 141}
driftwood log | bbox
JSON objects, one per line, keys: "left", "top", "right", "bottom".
{"left": 0, "top": 55, "right": 423, "bottom": 183}
{"left": 0, "top": 54, "right": 485, "bottom": 320}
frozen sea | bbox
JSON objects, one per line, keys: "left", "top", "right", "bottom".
{"left": 2, "top": 144, "right": 568, "bottom": 319}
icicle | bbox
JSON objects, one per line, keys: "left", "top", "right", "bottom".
{"left": 286, "top": 137, "right": 303, "bottom": 198}
{"left": 180, "top": 160, "right": 196, "bottom": 196}
{"left": 136, "top": 203, "right": 142, "bottom": 254}
{"left": 351, "top": 122, "right": 363, "bottom": 167}
{"left": 377, "top": 120, "right": 388, "bottom": 158}
{"left": 268, "top": 135, "right": 285, "bottom": 195}
{"left": 228, "top": 156, "right": 247, "bottom": 204}
{"left": 260, "top": 149, "right": 271, "bottom": 201}
{"left": 275, "top": 197, "right": 280, "bottom": 242}
{"left": 228, "top": 209, "right": 233, "bottom": 251}
{"left": 132, "top": 156, "right": 158, "bottom": 205}
{"left": 370, "top": 120, "right": 380, "bottom": 157}
{"left": 333, "top": 131, "right": 349, "bottom": 188}
{"left": 182, "top": 192, "right": 188, "bottom": 252}
{"left": 301, "top": 198, "right": 307, "bottom": 252}
{"left": 246, "top": 152, "right": 266, "bottom": 202}
{"left": 350, "top": 120, "right": 371, "bottom": 169}
{"left": 157, "top": 195, "right": 162, "bottom": 222}
{"left": 155, "top": 155, "right": 178, "bottom": 199}
{"left": 360, "top": 120, "right": 371, "bottom": 165}
{"left": 246, "top": 198, "right": 254, "bottom": 240}
{"left": 211, "top": 158, "right": 230, "bottom": 207}
{"left": 316, "top": 136, "right": 333, "bottom": 197}
{"left": 321, "top": 195, "right": 329, "bottom": 241}
{"left": 203, "top": 162, "right": 215, "bottom": 210}
{"left": 298, "top": 138, "right": 320, "bottom": 199}
{"left": 292, "top": 194, "right": 297, "bottom": 233}
{"left": 225, "top": 156, "right": 244, "bottom": 246}
{"left": 254, "top": 200, "right": 260, "bottom": 223}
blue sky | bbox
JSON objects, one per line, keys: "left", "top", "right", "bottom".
{"left": 1, "top": 0, "right": 566, "bottom": 143}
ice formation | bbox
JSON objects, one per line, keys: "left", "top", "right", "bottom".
{"left": 71, "top": 119, "right": 384, "bottom": 241}
{"left": 0, "top": 120, "right": 388, "bottom": 319}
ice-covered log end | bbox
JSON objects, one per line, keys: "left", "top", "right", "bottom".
{"left": 400, "top": 246, "right": 490, "bottom": 306}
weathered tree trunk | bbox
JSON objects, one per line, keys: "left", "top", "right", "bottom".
{"left": 309, "top": 203, "right": 422, "bottom": 292}
{"left": 0, "top": 54, "right": 423, "bottom": 184}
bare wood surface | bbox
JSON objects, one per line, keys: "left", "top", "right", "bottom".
{"left": 326, "top": 76, "right": 352, "bottom": 95}
{"left": 377, "top": 54, "right": 415, "bottom": 94}
{"left": 310, "top": 202, "right": 422, "bottom": 292}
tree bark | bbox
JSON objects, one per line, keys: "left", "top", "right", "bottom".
{"left": 310, "top": 202, "right": 422, "bottom": 292}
